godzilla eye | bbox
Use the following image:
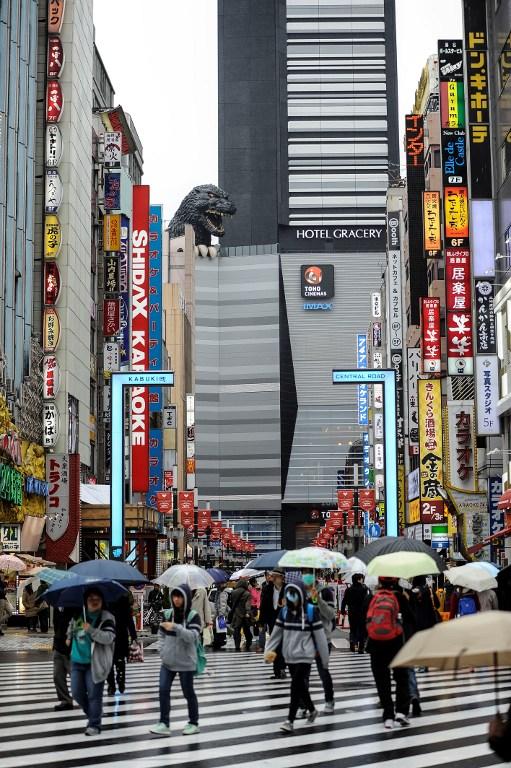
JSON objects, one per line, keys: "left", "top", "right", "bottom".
{"left": 208, "top": 193, "right": 215, "bottom": 199}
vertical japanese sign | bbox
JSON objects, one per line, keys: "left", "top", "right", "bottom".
{"left": 420, "top": 298, "right": 441, "bottom": 374}
{"left": 475, "top": 356, "right": 500, "bottom": 436}
{"left": 407, "top": 348, "right": 421, "bottom": 456}
{"left": 418, "top": 379, "right": 445, "bottom": 523}
{"left": 488, "top": 476, "right": 504, "bottom": 536}
{"left": 405, "top": 114, "right": 427, "bottom": 325}
{"left": 357, "top": 334, "right": 368, "bottom": 426}
{"left": 463, "top": 0, "right": 492, "bottom": 198}
{"left": 422, "top": 192, "right": 442, "bottom": 258}
{"left": 445, "top": 401, "right": 477, "bottom": 492}
{"left": 147, "top": 204, "right": 164, "bottom": 508}
{"left": 131, "top": 185, "right": 150, "bottom": 492}
{"left": 439, "top": 39, "right": 473, "bottom": 376}
{"left": 119, "top": 216, "right": 130, "bottom": 366}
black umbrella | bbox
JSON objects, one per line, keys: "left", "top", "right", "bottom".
{"left": 250, "top": 549, "right": 288, "bottom": 570}
{"left": 356, "top": 536, "right": 446, "bottom": 571}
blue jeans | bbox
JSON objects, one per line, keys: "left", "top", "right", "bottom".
{"left": 159, "top": 667, "right": 198, "bottom": 727}
{"left": 409, "top": 668, "right": 420, "bottom": 700}
{"left": 71, "top": 662, "right": 105, "bottom": 730}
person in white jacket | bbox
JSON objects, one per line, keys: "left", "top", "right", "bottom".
{"left": 191, "top": 588, "right": 212, "bottom": 643}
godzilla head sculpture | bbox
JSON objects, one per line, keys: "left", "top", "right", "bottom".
{"left": 168, "top": 183, "right": 236, "bottom": 258}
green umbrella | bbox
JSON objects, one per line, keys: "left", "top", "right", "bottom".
{"left": 366, "top": 551, "right": 440, "bottom": 579}
{"left": 279, "top": 547, "right": 348, "bottom": 570}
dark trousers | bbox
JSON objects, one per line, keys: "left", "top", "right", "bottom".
{"left": 26, "top": 616, "right": 38, "bottom": 631}
{"left": 53, "top": 650, "right": 72, "bottom": 704}
{"left": 370, "top": 648, "right": 410, "bottom": 721}
{"left": 267, "top": 619, "right": 286, "bottom": 676}
{"left": 107, "top": 657, "right": 126, "bottom": 692}
{"left": 288, "top": 663, "right": 314, "bottom": 722}
{"left": 233, "top": 619, "right": 252, "bottom": 650}
{"left": 159, "top": 667, "right": 198, "bottom": 727}
{"left": 71, "top": 662, "right": 104, "bottom": 730}
{"left": 316, "top": 646, "right": 334, "bottom": 702}
{"left": 212, "top": 625, "right": 227, "bottom": 649}
{"left": 38, "top": 608, "right": 50, "bottom": 633}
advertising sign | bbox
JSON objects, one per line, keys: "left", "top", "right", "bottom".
{"left": 47, "top": 35, "right": 64, "bottom": 78}
{"left": 45, "top": 169, "right": 63, "bottom": 213}
{"left": 45, "top": 125, "right": 63, "bottom": 167}
{"left": 48, "top": 0, "right": 66, "bottom": 33}
{"left": 405, "top": 113, "right": 425, "bottom": 168}
{"left": 447, "top": 310, "right": 473, "bottom": 375}
{"left": 104, "top": 256, "right": 120, "bottom": 294}
{"left": 43, "top": 403, "right": 60, "bottom": 448}
{"left": 445, "top": 401, "right": 477, "bottom": 492}
{"left": 0, "top": 524, "right": 20, "bottom": 552}
{"left": 163, "top": 406, "right": 177, "bottom": 429}
{"left": 357, "top": 334, "right": 368, "bottom": 426}
{"left": 407, "top": 348, "right": 421, "bottom": 453}
{"left": 337, "top": 490, "right": 354, "bottom": 512}
{"left": 358, "top": 489, "right": 375, "bottom": 513}
{"left": 445, "top": 249, "right": 471, "bottom": 311}
{"left": 475, "top": 280, "right": 496, "bottom": 354}
{"left": 156, "top": 491, "right": 173, "bottom": 515}
{"left": 103, "top": 132, "right": 122, "bottom": 168}
{"left": 420, "top": 297, "right": 441, "bottom": 373}
{"left": 103, "top": 342, "right": 120, "bottom": 373}
{"left": 440, "top": 81, "right": 465, "bottom": 128}
{"left": 45, "top": 454, "right": 69, "bottom": 541}
{"left": 387, "top": 231, "right": 403, "bottom": 349}
{"left": 44, "top": 262, "right": 61, "bottom": 305}
{"left": 103, "top": 299, "right": 120, "bottom": 337}
{"left": 444, "top": 186, "right": 469, "bottom": 239}
{"left": 371, "top": 292, "right": 382, "bottom": 318}
{"left": 372, "top": 322, "right": 382, "bottom": 348}
{"left": 131, "top": 186, "right": 150, "bottom": 492}
{"left": 405, "top": 112, "right": 428, "bottom": 325}
{"left": 418, "top": 379, "right": 445, "bottom": 523}
{"left": 301, "top": 264, "right": 334, "bottom": 299}
{"left": 104, "top": 172, "right": 121, "bottom": 211}
{"left": 422, "top": 192, "right": 442, "bottom": 257}
{"left": 475, "top": 355, "right": 500, "bottom": 436}
{"left": 197, "top": 509, "right": 212, "bottom": 534}
{"left": 488, "top": 476, "right": 504, "bottom": 536}
{"left": 44, "top": 215, "right": 62, "bottom": 259}
{"left": 119, "top": 216, "right": 130, "bottom": 365}
{"left": 408, "top": 467, "right": 420, "bottom": 501}
{"left": 46, "top": 81, "right": 64, "bottom": 123}
{"left": 103, "top": 214, "right": 121, "bottom": 252}
{"left": 147, "top": 204, "right": 164, "bottom": 507}
{"left": 178, "top": 491, "right": 195, "bottom": 530}
{"left": 43, "top": 307, "right": 61, "bottom": 352}
{"left": 441, "top": 129, "right": 466, "bottom": 186}
{"left": 43, "top": 355, "right": 60, "bottom": 400}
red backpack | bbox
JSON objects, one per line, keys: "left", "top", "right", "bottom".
{"left": 366, "top": 590, "right": 403, "bottom": 641}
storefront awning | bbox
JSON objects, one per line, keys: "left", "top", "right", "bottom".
{"left": 497, "top": 489, "right": 511, "bottom": 510}
{"left": 80, "top": 483, "right": 110, "bottom": 505}
{"left": 467, "top": 526, "right": 511, "bottom": 554}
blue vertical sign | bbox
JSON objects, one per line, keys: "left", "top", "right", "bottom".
{"left": 363, "top": 432, "right": 370, "bottom": 487}
{"left": 146, "top": 204, "right": 164, "bottom": 509}
{"left": 119, "top": 216, "right": 130, "bottom": 366}
{"left": 357, "top": 334, "right": 368, "bottom": 425}
{"left": 488, "top": 476, "right": 503, "bottom": 536}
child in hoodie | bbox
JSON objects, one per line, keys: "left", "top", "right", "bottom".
{"left": 150, "top": 584, "right": 202, "bottom": 737}
{"left": 265, "top": 581, "right": 329, "bottom": 733}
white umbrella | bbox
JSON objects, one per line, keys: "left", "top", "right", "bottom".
{"left": 445, "top": 563, "right": 498, "bottom": 592}
{"left": 465, "top": 561, "right": 499, "bottom": 578}
{"left": 278, "top": 547, "right": 348, "bottom": 570}
{"left": 155, "top": 564, "right": 213, "bottom": 590}
{"left": 0, "top": 554, "right": 26, "bottom": 572}
{"left": 230, "top": 567, "right": 263, "bottom": 581}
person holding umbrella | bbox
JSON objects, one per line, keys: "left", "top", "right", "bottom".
{"left": 212, "top": 581, "right": 229, "bottom": 651}
{"left": 341, "top": 573, "right": 371, "bottom": 653}
{"left": 259, "top": 569, "right": 286, "bottom": 677}
{"left": 66, "top": 587, "right": 116, "bottom": 736}
{"left": 107, "top": 593, "right": 137, "bottom": 695}
{"left": 229, "top": 578, "right": 253, "bottom": 651}
{"left": 22, "top": 582, "right": 38, "bottom": 632}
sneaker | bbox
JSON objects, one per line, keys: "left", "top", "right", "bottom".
{"left": 384, "top": 719, "right": 394, "bottom": 730}
{"left": 306, "top": 709, "right": 318, "bottom": 724}
{"left": 54, "top": 702, "right": 74, "bottom": 711}
{"left": 84, "top": 727, "right": 100, "bottom": 736}
{"left": 394, "top": 713, "right": 410, "bottom": 727}
{"left": 182, "top": 723, "right": 200, "bottom": 735}
{"left": 324, "top": 701, "right": 335, "bottom": 714}
{"left": 280, "top": 720, "right": 294, "bottom": 733}
{"left": 296, "top": 708, "right": 307, "bottom": 720}
{"left": 149, "top": 722, "right": 171, "bottom": 736}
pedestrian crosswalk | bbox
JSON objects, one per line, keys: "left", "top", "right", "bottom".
{"left": 0, "top": 648, "right": 507, "bottom": 767}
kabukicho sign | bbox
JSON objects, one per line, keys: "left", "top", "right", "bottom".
{"left": 44, "top": 215, "right": 62, "bottom": 259}
{"left": 131, "top": 185, "right": 150, "bottom": 492}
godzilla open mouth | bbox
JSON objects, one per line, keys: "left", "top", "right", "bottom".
{"left": 204, "top": 209, "right": 233, "bottom": 235}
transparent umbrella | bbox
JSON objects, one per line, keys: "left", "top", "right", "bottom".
{"left": 155, "top": 564, "right": 214, "bottom": 590}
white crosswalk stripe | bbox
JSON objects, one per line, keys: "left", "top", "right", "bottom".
{"left": 0, "top": 649, "right": 505, "bottom": 768}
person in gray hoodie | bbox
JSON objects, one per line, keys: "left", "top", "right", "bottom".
{"left": 303, "top": 572, "right": 336, "bottom": 713}
{"left": 66, "top": 588, "right": 116, "bottom": 736}
{"left": 265, "top": 580, "right": 329, "bottom": 733}
{"left": 150, "top": 584, "right": 202, "bottom": 737}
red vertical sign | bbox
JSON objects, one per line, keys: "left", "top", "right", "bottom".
{"left": 131, "top": 185, "right": 150, "bottom": 492}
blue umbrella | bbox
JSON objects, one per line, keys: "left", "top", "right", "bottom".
{"left": 207, "top": 568, "right": 231, "bottom": 583}
{"left": 40, "top": 574, "right": 128, "bottom": 607}
{"left": 250, "top": 550, "right": 288, "bottom": 570}
{"left": 69, "top": 560, "right": 148, "bottom": 585}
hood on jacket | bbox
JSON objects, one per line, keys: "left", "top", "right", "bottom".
{"left": 285, "top": 580, "right": 307, "bottom": 607}
{"left": 170, "top": 583, "right": 192, "bottom": 616}
{"left": 236, "top": 579, "right": 249, "bottom": 591}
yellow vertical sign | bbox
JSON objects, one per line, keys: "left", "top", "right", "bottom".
{"left": 103, "top": 214, "right": 121, "bottom": 251}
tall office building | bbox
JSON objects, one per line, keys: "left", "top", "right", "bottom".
{"left": 197, "top": 0, "right": 399, "bottom": 548}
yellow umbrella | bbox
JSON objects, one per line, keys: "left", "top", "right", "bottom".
{"left": 366, "top": 551, "right": 440, "bottom": 579}
{"left": 391, "top": 611, "right": 511, "bottom": 670}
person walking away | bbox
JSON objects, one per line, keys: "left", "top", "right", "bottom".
{"left": 147, "top": 583, "right": 164, "bottom": 635}
{"left": 449, "top": 587, "right": 480, "bottom": 619}
{"left": 366, "top": 577, "right": 415, "bottom": 730}
{"left": 67, "top": 588, "right": 115, "bottom": 735}
{"left": 303, "top": 572, "right": 336, "bottom": 713}
{"left": 150, "top": 584, "right": 202, "bottom": 736}
{"left": 36, "top": 580, "right": 50, "bottom": 633}
{"left": 107, "top": 594, "right": 137, "bottom": 695}
{"left": 265, "top": 581, "right": 329, "bottom": 733}
{"left": 229, "top": 578, "right": 253, "bottom": 651}
{"left": 212, "top": 582, "right": 229, "bottom": 650}
{"left": 192, "top": 587, "right": 213, "bottom": 646}
{"left": 478, "top": 588, "right": 498, "bottom": 611}
{"left": 341, "top": 573, "right": 370, "bottom": 653}
{"left": 258, "top": 571, "right": 273, "bottom": 652}
{"left": 409, "top": 575, "right": 439, "bottom": 714}
{"left": 248, "top": 576, "right": 263, "bottom": 652}
{"left": 0, "top": 575, "right": 12, "bottom": 635}
{"left": 53, "top": 607, "right": 75, "bottom": 710}
{"left": 259, "top": 569, "right": 286, "bottom": 677}
{"left": 22, "top": 583, "right": 38, "bottom": 632}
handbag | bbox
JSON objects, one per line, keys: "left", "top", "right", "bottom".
{"left": 202, "top": 626, "right": 213, "bottom": 647}
{"left": 488, "top": 711, "right": 511, "bottom": 761}
{"left": 216, "top": 615, "right": 227, "bottom": 633}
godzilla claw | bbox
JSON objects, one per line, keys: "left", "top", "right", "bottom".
{"left": 198, "top": 244, "right": 209, "bottom": 258}
{"left": 208, "top": 246, "right": 218, "bottom": 259}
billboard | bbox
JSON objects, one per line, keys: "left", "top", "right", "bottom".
{"left": 475, "top": 355, "right": 500, "bottom": 436}
{"left": 119, "top": 216, "right": 130, "bottom": 366}
{"left": 418, "top": 379, "right": 445, "bottom": 523}
{"left": 420, "top": 297, "right": 441, "bottom": 374}
{"left": 301, "top": 264, "right": 334, "bottom": 299}
{"left": 357, "top": 334, "right": 368, "bottom": 426}
{"left": 405, "top": 114, "right": 428, "bottom": 324}
{"left": 131, "top": 186, "right": 150, "bottom": 492}
{"left": 147, "top": 204, "right": 164, "bottom": 508}
{"left": 422, "top": 191, "right": 442, "bottom": 257}
{"left": 445, "top": 401, "right": 477, "bottom": 492}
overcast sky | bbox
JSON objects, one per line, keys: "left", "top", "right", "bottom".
{"left": 94, "top": 0, "right": 462, "bottom": 223}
